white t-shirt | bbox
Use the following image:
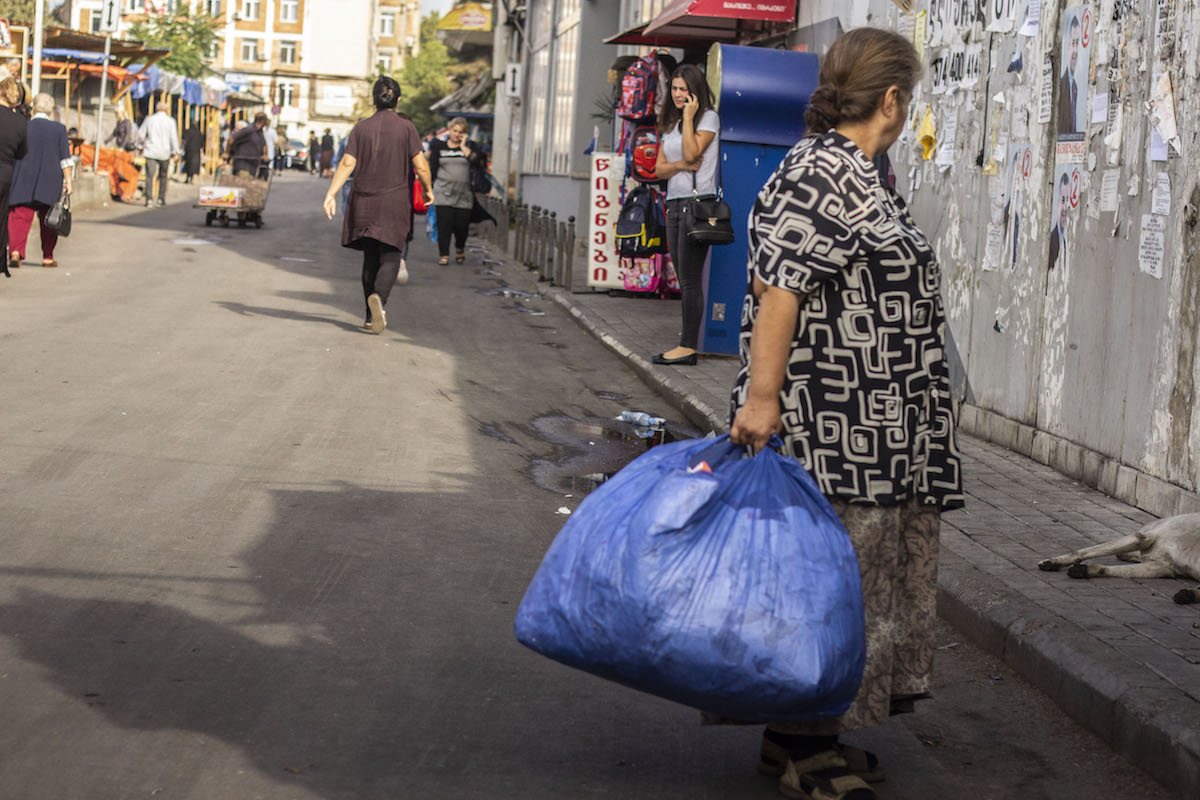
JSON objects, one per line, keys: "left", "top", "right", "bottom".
{"left": 661, "top": 109, "right": 720, "bottom": 200}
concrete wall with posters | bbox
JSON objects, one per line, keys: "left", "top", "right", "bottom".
{"left": 792, "top": 0, "right": 1200, "bottom": 510}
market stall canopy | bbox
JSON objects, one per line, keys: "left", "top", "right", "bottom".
{"left": 42, "top": 26, "right": 169, "bottom": 68}
{"left": 607, "top": 0, "right": 796, "bottom": 46}
{"left": 437, "top": 2, "right": 493, "bottom": 50}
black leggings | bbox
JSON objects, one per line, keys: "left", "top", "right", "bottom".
{"left": 436, "top": 205, "right": 471, "bottom": 257}
{"left": 666, "top": 198, "right": 712, "bottom": 350}
{"left": 361, "top": 238, "right": 401, "bottom": 317}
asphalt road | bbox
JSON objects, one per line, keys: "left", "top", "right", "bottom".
{"left": 0, "top": 173, "right": 1174, "bottom": 800}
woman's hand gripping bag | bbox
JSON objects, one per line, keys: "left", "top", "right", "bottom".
{"left": 514, "top": 435, "right": 866, "bottom": 723}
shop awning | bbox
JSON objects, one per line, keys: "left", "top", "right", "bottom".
{"left": 603, "top": 22, "right": 695, "bottom": 48}
{"left": 636, "top": 0, "right": 797, "bottom": 43}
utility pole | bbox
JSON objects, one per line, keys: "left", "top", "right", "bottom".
{"left": 94, "top": 0, "right": 121, "bottom": 172}
{"left": 30, "top": 0, "right": 44, "bottom": 96}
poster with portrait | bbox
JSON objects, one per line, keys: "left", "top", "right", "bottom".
{"left": 1056, "top": 6, "right": 1092, "bottom": 142}
{"left": 1004, "top": 143, "right": 1032, "bottom": 270}
{"left": 1048, "top": 162, "right": 1081, "bottom": 273}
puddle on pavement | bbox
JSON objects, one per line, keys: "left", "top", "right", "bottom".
{"left": 478, "top": 286, "right": 538, "bottom": 300}
{"left": 170, "top": 237, "right": 216, "bottom": 246}
{"left": 528, "top": 414, "right": 698, "bottom": 497}
{"left": 594, "top": 390, "right": 632, "bottom": 401}
{"left": 504, "top": 304, "right": 545, "bottom": 316}
{"left": 541, "top": 342, "right": 566, "bottom": 349}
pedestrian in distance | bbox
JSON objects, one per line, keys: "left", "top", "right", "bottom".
{"left": 136, "top": 100, "right": 180, "bottom": 207}
{"left": 107, "top": 106, "right": 136, "bottom": 152}
{"left": 652, "top": 63, "right": 721, "bottom": 367}
{"left": 426, "top": 116, "right": 489, "bottom": 265}
{"left": 728, "top": 28, "right": 964, "bottom": 800}
{"left": 308, "top": 130, "right": 320, "bottom": 174}
{"left": 8, "top": 92, "right": 71, "bottom": 270}
{"left": 225, "top": 113, "right": 268, "bottom": 178}
{"left": 262, "top": 119, "right": 277, "bottom": 175}
{"left": 323, "top": 76, "right": 434, "bottom": 335}
{"left": 319, "top": 128, "right": 334, "bottom": 177}
{"left": 0, "top": 77, "right": 27, "bottom": 278}
{"left": 182, "top": 115, "right": 203, "bottom": 184}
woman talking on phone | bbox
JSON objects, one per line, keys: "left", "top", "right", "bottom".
{"left": 652, "top": 64, "right": 719, "bottom": 366}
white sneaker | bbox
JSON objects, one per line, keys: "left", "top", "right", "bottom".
{"left": 396, "top": 259, "right": 409, "bottom": 285}
{"left": 367, "top": 293, "right": 386, "bottom": 334}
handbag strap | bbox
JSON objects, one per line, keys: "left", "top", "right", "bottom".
{"left": 688, "top": 116, "right": 723, "bottom": 200}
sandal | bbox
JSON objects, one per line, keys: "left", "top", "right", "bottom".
{"left": 438, "top": 256, "right": 449, "bottom": 266}
{"left": 9, "top": 252, "right": 20, "bottom": 270}
{"left": 760, "top": 737, "right": 885, "bottom": 783}
{"left": 455, "top": 251, "right": 465, "bottom": 264}
{"left": 779, "top": 750, "right": 876, "bottom": 800}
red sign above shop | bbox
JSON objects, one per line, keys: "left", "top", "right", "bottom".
{"left": 648, "top": 0, "right": 797, "bottom": 30}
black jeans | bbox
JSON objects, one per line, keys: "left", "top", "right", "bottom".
{"left": 145, "top": 158, "right": 170, "bottom": 203}
{"left": 666, "top": 198, "right": 712, "bottom": 350}
{"left": 436, "top": 205, "right": 471, "bottom": 257}
{"left": 361, "top": 238, "right": 402, "bottom": 317}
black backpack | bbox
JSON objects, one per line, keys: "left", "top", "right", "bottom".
{"left": 614, "top": 184, "right": 668, "bottom": 257}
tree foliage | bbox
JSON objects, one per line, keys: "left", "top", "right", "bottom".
{"left": 129, "top": 8, "right": 221, "bottom": 79}
{"left": 0, "top": 1, "right": 36, "bottom": 25}
{"left": 394, "top": 13, "right": 455, "bottom": 135}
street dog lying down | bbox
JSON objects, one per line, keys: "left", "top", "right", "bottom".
{"left": 1037, "top": 513, "right": 1200, "bottom": 605}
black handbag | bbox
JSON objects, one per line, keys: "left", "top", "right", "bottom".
{"left": 45, "top": 194, "right": 71, "bottom": 237}
{"left": 683, "top": 172, "right": 734, "bottom": 245}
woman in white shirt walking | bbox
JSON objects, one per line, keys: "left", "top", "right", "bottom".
{"left": 652, "top": 64, "right": 720, "bottom": 366}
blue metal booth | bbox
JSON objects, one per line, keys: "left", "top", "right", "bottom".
{"left": 698, "top": 44, "right": 820, "bottom": 355}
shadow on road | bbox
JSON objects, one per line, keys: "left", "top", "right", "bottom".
{"left": 213, "top": 300, "right": 366, "bottom": 333}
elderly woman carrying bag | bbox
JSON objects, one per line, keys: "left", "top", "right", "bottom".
{"left": 426, "top": 116, "right": 491, "bottom": 266}
{"left": 8, "top": 92, "right": 71, "bottom": 269}
{"left": 728, "top": 29, "right": 963, "bottom": 800}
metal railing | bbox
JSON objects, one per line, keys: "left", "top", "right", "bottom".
{"left": 480, "top": 195, "right": 577, "bottom": 290}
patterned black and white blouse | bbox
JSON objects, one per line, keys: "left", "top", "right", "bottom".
{"left": 730, "top": 131, "right": 964, "bottom": 510}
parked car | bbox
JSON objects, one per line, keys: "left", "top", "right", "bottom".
{"left": 281, "top": 139, "right": 308, "bottom": 170}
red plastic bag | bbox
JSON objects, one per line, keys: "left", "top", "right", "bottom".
{"left": 413, "top": 179, "right": 427, "bottom": 214}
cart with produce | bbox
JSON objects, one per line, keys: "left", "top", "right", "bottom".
{"left": 194, "top": 166, "right": 273, "bottom": 228}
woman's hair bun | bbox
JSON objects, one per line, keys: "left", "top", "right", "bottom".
{"left": 804, "top": 85, "right": 842, "bottom": 133}
{"left": 372, "top": 76, "right": 401, "bottom": 110}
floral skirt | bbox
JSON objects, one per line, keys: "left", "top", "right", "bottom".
{"left": 744, "top": 497, "right": 941, "bottom": 735}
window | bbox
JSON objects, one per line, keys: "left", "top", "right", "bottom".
{"left": 240, "top": 38, "right": 259, "bottom": 62}
{"left": 523, "top": 46, "right": 549, "bottom": 173}
{"left": 379, "top": 12, "right": 395, "bottom": 37}
{"left": 241, "top": 0, "right": 260, "bottom": 21}
{"left": 208, "top": 39, "right": 220, "bottom": 59}
{"left": 205, "top": 0, "right": 222, "bottom": 16}
{"left": 548, "top": 22, "right": 579, "bottom": 174}
{"left": 280, "top": 0, "right": 298, "bottom": 23}
{"left": 89, "top": 10, "right": 102, "bottom": 33}
{"left": 279, "top": 40, "right": 297, "bottom": 65}
{"left": 125, "top": 0, "right": 140, "bottom": 12}
{"left": 377, "top": 53, "right": 392, "bottom": 74}
{"left": 278, "top": 83, "right": 295, "bottom": 107}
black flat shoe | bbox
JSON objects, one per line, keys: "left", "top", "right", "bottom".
{"left": 651, "top": 352, "right": 697, "bottom": 365}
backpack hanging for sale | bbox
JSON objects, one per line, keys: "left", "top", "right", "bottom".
{"left": 614, "top": 184, "right": 668, "bottom": 258}
{"left": 616, "top": 55, "right": 658, "bottom": 121}
{"left": 621, "top": 254, "right": 661, "bottom": 293}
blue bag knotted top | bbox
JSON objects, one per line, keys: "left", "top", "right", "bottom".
{"left": 515, "top": 435, "right": 866, "bottom": 723}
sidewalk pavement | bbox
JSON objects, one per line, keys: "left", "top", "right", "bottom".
{"left": 480, "top": 243, "right": 1200, "bottom": 798}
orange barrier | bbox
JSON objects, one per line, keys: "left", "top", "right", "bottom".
{"left": 77, "top": 144, "right": 141, "bottom": 202}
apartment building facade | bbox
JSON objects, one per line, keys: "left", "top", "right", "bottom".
{"left": 68, "top": 0, "right": 420, "bottom": 138}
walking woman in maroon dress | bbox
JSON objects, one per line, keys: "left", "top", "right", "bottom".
{"left": 323, "top": 77, "right": 434, "bottom": 334}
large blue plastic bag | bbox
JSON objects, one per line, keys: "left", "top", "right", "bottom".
{"left": 514, "top": 435, "right": 866, "bottom": 723}
{"left": 426, "top": 205, "right": 438, "bottom": 243}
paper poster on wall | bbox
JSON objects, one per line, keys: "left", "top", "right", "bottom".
{"left": 1138, "top": 214, "right": 1165, "bottom": 279}
{"left": 914, "top": 10, "right": 928, "bottom": 63}
{"left": 930, "top": 51, "right": 949, "bottom": 94}
{"left": 1057, "top": 6, "right": 1093, "bottom": 140}
{"left": 1055, "top": 139, "right": 1086, "bottom": 164}
{"left": 1019, "top": 0, "right": 1042, "bottom": 36}
{"left": 1099, "top": 168, "right": 1120, "bottom": 212}
{"left": 988, "top": 0, "right": 1020, "bottom": 32}
{"left": 1049, "top": 163, "right": 1081, "bottom": 272}
{"left": 1151, "top": 173, "right": 1171, "bottom": 216}
{"left": 984, "top": 224, "right": 1005, "bottom": 271}
{"left": 936, "top": 108, "right": 959, "bottom": 171}
{"left": 1004, "top": 144, "right": 1032, "bottom": 269}
{"left": 1038, "top": 54, "right": 1054, "bottom": 125}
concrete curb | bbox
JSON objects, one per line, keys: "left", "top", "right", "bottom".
{"left": 495, "top": 248, "right": 1200, "bottom": 799}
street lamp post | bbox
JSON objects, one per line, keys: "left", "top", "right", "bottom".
{"left": 30, "top": 0, "right": 44, "bottom": 96}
